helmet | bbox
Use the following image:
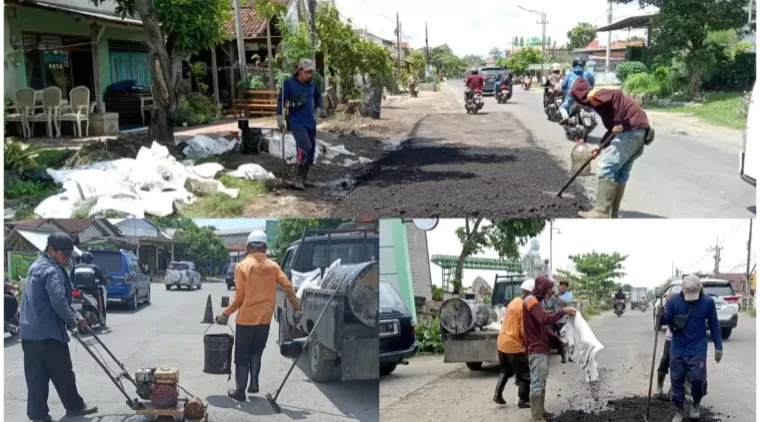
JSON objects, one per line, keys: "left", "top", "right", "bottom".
{"left": 81, "top": 251, "right": 94, "bottom": 264}
{"left": 246, "top": 230, "right": 268, "bottom": 246}
{"left": 572, "top": 56, "right": 586, "bottom": 68}
{"left": 551, "top": 63, "right": 561, "bottom": 72}
{"left": 471, "top": 67, "right": 479, "bottom": 74}
{"left": 521, "top": 278, "right": 535, "bottom": 292}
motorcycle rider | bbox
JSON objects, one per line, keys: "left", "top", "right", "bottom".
{"left": 494, "top": 68, "right": 512, "bottom": 97}
{"left": 523, "top": 71, "right": 532, "bottom": 88}
{"left": 464, "top": 68, "right": 485, "bottom": 102}
{"left": 614, "top": 288, "right": 626, "bottom": 310}
{"left": 71, "top": 251, "right": 107, "bottom": 324}
{"left": 559, "top": 57, "right": 595, "bottom": 124}
{"left": 544, "top": 63, "right": 563, "bottom": 106}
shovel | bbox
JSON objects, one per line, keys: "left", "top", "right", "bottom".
{"left": 544, "top": 131, "right": 616, "bottom": 199}
{"left": 644, "top": 292, "right": 664, "bottom": 421}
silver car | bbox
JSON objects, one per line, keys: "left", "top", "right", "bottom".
{"left": 165, "top": 261, "right": 202, "bottom": 290}
{"left": 653, "top": 278, "right": 739, "bottom": 339}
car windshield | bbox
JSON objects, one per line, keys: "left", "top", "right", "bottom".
{"left": 480, "top": 68, "right": 502, "bottom": 77}
{"left": 380, "top": 281, "right": 411, "bottom": 316}
{"left": 169, "top": 262, "right": 189, "bottom": 270}
{"left": 89, "top": 251, "right": 124, "bottom": 273}
{"left": 703, "top": 284, "right": 734, "bottom": 297}
{"left": 292, "top": 238, "right": 379, "bottom": 272}
{"left": 492, "top": 282, "right": 522, "bottom": 306}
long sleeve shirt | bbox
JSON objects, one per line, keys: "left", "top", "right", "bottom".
{"left": 586, "top": 88, "right": 650, "bottom": 132}
{"left": 659, "top": 293, "right": 723, "bottom": 355}
{"left": 224, "top": 253, "right": 299, "bottom": 325}
{"left": 498, "top": 297, "right": 526, "bottom": 354}
{"left": 277, "top": 76, "right": 323, "bottom": 129}
{"left": 20, "top": 253, "right": 81, "bottom": 343}
{"left": 523, "top": 295, "right": 565, "bottom": 354}
{"left": 556, "top": 291, "right": 573, "bottom": 324}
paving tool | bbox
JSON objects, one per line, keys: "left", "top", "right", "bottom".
{"left": 73, "top": 326, "right": 208, "bottom": 421}
{"left": 266, "top": 275, "right": 348, "bottom": 413}
{"left": 544, "top": 131, "right": 616, "bottom": 199}
{"left": 644, "top": 291, "right": 663, "bottom": 422}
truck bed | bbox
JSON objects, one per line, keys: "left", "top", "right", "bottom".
{"left": 443, "top": 330, "right": 499, "bottom": 364}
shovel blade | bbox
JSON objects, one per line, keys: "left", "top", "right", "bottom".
{"left": 266, "top": 393, "right": 282, "bottom": 414}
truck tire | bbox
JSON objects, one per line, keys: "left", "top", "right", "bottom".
{"left": 380, "top": 364, "right": 398, "bottom": 376}
{"left": 309, "top": 341, "right": 335, "bottom": 383}
{"left": 466, "top": 362, "right": 483, "bottom": 371}
{"left": 721, "top": 328, "right": 732, "bottom": 339}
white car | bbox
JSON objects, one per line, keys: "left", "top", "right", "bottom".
{"left": 165, "top": 261, "right": 202, "bottom": 290}
{"left": 740, "top": 81, "right": 757, "bottom": 186}
{"left": 654, "top": 278, "right": 739, "bottom": 339}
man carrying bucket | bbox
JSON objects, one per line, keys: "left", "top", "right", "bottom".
{"left": 216, "top": 230, "right": 302, "bottom": 401}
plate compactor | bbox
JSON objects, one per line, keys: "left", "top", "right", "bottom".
{"left": 73, "top": 327, "right": 208, "bottom": 421}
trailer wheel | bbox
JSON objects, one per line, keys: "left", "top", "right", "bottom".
{"left": 309, "top": 341, "right": 335, "bottom": 383}
{"left": 380, "top": 364, "right": 398, "bottom": 376}
{"left": 466, "top": 362, "right": 483, "bottom": 371}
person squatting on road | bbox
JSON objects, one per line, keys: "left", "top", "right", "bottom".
{"left": 558, "top": 57, "right": 595, "bottom": 123}
{"left": 656, "top": 291, "right": 679, "bottom": 396}
{"left": 21, "top": 233, "right": 97, "bottom": 422}
{"left": 656, "top": 275, "right": 723, "bottom": 422}
{"left": 493, "top": 278, "right": 536, "bottom": 408}
{"left": 71, "top": 251, "right": 108, "bottom": 324}
{"left": 523, "top": 276, "right": 576, "bottom": 422}
{"left": 464, "top": 68, "right": 485, "bottom": 102}
{"left": 216, "top": 230, "right": 302, "bottom": 401}
{"left": 570, "top": 77, "right": 651, "bottom": 219}
{"left": 276, "top": 58, "right": 323, "bottom": 190}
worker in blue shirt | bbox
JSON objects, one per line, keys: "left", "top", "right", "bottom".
{"left": 21, "top": 233, "right": 97, "bottom": 422}
{"left": 656, "top": 275, "right": 723, "bottom": 422}
{"left": 277, "top": 58, "right": 323, "bottom": 190}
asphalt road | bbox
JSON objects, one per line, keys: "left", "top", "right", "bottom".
{"left": 4, "top": 282, "right": 379, "bottom": 422}
{"left": 380, "top": 308, "right": 756, "bottom": 422}
{"left": 449, "top": 80, "right": 756, "bottom": 218}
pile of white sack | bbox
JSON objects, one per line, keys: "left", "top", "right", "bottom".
{"left": 291, "top": 259, "right": 341, "bottom": 299}
{"left": 560, "top": 310, "right": 604, "bottom": 382}
{"left": 32, "top": 132, "right": 366, "bottom": 219}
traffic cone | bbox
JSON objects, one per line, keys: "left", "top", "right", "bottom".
{"left": 201, "top": 294, "right": 214, "bottom": 324}
{"left": 221, "top": 296, "right": 230, "bottom": 307}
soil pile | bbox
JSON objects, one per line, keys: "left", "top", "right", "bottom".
{"left": 552, "top": 396, "right": 726, "bottom": 422}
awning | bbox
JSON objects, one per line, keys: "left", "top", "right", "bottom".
{"left": 14, "top": 1, "right": 142, "bottom": 27}
{"left": 5, "top": 228, "right": 83, "bottom": 256}
{"left": 596, "top": 14, "right": 656, "bottom": 32}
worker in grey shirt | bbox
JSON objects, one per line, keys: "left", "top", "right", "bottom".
{"left": 20, "top": 233, "right": 97, "bottom": 422}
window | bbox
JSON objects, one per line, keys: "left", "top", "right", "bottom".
{"left": 703, "top": 284, "right": 734, "bottom": 297}
{"left": 90, "top": 252, "right": 124, "bottom": 273}
{"left": 281, "top": 248, "right": 295, "bottom": 271}
{"left": 310, "top": 242, "right": 378, "bottom": 268}
{"left": 22, "top": 33, "right": 77, "bottom": 92}
{"left": 169, "top": 262, "right": 190, "bottom": 271}
{"left": 380, "top": 281, "right": 411, "bottom": 316}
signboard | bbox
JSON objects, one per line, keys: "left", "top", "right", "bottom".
{"left": 7, "top": 251, "right": 39, "bottom": 282}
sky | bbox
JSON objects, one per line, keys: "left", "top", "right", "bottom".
{"left": 332, "top": 0, "right": 657, "bottom": 57}
{"left": 193, "top": 219, "right": 270, "bottom": 230}
{"left": 424, "top": 219, "right": 757, "bottom": 290}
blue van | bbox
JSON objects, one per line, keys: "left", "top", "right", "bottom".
{"left": 88, "top": 248, "right": 152, "bottom": 310}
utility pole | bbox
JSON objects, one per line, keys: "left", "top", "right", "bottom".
{"left": 539, "top": 12, "right": 547, "bottom": 78}
{"left": 329, "top": 0, "right": 341, "bottom": 102}
{"left": 396, "top": 12, "right": 403, "bottom": 91}
{"left": 233, "top": 0, "right": 247, "bottom": 85}
{"left": 605, "top": 0, "right": 613, "bottom": 75}
{"left": 746, "top": 219, "right": 753, "bottom": 295}
{"left": 708, "top": 237, "right": 724, "bottom": 276}
{"left": 425, "top": 21, "right": 431, "bottom": 78}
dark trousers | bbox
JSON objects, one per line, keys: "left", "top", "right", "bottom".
{"left": 234, "top": 324, "right": 271, "bottom": 366}
{"left": 657, "top": 339, "right": 671, "bottom": 376}
{"left": 5, "top": 293, "right": 18, "bottom": 321}
{"left": 292, "top": 126, "right": 317, "bottom": 165}
{"left": 670, "top": 353, "right": 708, "bottom": 406}
{"left": 23, "top": 339, "right": 85, "bottom": 420}
{"left": 498, "top": 351, "right": 531, "bottom": 401}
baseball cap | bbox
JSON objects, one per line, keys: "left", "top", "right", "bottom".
{"left": 682, "top": 275, "right": 702, "bottom": 301}
{"left": 521, "top": 278, "right": 535, "bottom": 292}
{"left": 298, "top": 58, "right": 315, "bottom": 71}
{"left": 47, "top": 232, "right": 74, "bottom": 257}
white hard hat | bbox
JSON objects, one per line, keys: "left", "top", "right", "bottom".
{"left": 521, "top": 278, "right": 535, "bottom": 292}
{"left": 246, "top": 230, "right": 268, "bottom": 245}
{"left": 551, "top": 63, "right": 561, "bottom": 71}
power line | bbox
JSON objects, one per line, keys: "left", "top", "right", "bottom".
{"left": 683, "top": 222, "right": 749, "bottom": 271}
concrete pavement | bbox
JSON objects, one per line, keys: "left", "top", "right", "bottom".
{"left": 379, "top": 308, "right": 755, "bottom": 421}
{"left": 4, "top": 282, "right": 379, "bottom": 422}
{"left": 449, "top": 80, "right": 756, "bottom": 218}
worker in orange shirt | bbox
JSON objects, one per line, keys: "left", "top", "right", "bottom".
{"left": 216, "top": 230, "right": 301, "bottom": 401}
{"left": 493, "top": 278, "right": 535, "bottom": 409}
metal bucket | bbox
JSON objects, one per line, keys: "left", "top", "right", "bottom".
{"left": 570, "top": 142, "right": 593, "bottom": 176}
{"left": 203, "top": 324, "right": 234, "bottom": 376}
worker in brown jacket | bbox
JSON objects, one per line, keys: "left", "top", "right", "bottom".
{"left": 216, "top": 230, "right": 301, "bottom": 401}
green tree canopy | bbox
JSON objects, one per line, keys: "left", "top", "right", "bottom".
{"left": 567, "top": 22, "right": 597, "bottom": 49}
{"left": 151, "top": 218, "right": 228, "bottom": 276}
{"left": 506, "top": 47, "right": 542, "bottom": 75}
{"left": 488, "top": 47, "right": 503, "bottom": 60}
{"left": 430, "top": 44, "right": 468, "bottom": 78}
{"left": 462, "top": 54, "right": 484, "bottom": 67}
{"left": 556, "top": 251, "right": 629, "bottom": 303}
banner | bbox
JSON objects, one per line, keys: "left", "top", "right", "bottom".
{"left": 560, "top": 310, "right": 605, "bottom": 382}
{"left": 7, "top": 251, "right": 39, "bottom": 281}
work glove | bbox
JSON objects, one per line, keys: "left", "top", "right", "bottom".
{"left": 314, "top": 108, "right": 321, "bottom": 125}
{"left": 293, "top": 309, "right": 304, "bottom": 323}
{"left": 215, "top": 312, "right": 229, "bottom": 325}
{"left": 276, "top": 115, "right": 285, "bottom": 131}
{"left": 655, "top": 304, "right": 665, "bottom": 317}
{"left": 715, "top": 349, "right": 723, "bottom": 363}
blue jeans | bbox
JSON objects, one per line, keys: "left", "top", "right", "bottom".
{"left": 494, "top": 81, "right": 502, "bottom": 94}
{"left": 292, "top": 125, "right": 317, "bottom": 165}
{"left": 670, "top": 353, "right": 707, "bottom": 406}
{"left": 597, "top": 129, "right": 647, "bottom": 184}
{"left": 559, "top": 96, "right": 573, "bottom": 119}
{"left": 528, "top": 353, "right": 549, "bottom": 397}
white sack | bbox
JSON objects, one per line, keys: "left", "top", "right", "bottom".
{"left": 88, "top": 196, "right": 146, "bottom": 218}
{"left": 137, "top": 190, "right": 175, "bottom": 217}
{"left": 227, "top": 163, "right": 276, "bottom": 181}
{"left": 188, "top": 162, "right": 225, "bottom": 179}
{"left": 293, "top": 268, "right": 322, "bottom": 299}
{"left": 484, "top": 322, "right": 502, "bottom": 331}
{"left": 184, "top": 177, "right": 239, "bottom": 198}
{"left": 182, "top": 135, "right": 237, "bottom": 158}
{"left": 560, "top": 310, "right": 604, "bottom": 382}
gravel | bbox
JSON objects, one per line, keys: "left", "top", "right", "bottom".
{"left": 552, "top": 396, "right": 726, "bottom": 422}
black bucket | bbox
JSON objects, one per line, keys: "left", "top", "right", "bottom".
{"left": 203, "top": 325, "right": 234, "bottom": 378}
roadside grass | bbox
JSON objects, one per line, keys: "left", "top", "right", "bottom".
{"left": 181, "top": 175, "right": 266, "bottom": 217}
{"left": 644, "top": 92, "right": 747, "bottom": 130}
{"left": 583, "top": 303, "right": 601, "bottom": 320}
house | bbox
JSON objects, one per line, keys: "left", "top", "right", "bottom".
{"left": 102, "top": 218, "right": 187, "bottom": 274}
{"left": 4, "top": 0, "right": 145, "bottom": 135}
{"left": 214, "top": 220, "right": 279, "bottom": 264}
{"left": 573, "top": 39, "right": 646, "bottom": 69}
{"left": 5, "top": 218, "right": 122, "bottom": 244}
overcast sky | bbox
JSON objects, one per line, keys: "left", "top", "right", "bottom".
{"left": 424, "top": 219, "right": 757, "bottom": 289}
{"left": 332, "top": 0, "right": 657, "bottom": 57}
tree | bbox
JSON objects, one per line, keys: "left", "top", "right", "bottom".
{"left": 557, "top": 251, "right": 628, "bottom": 303}
{"left": 430, "top": 44, "right": 468, "bottom": 78}
{"left": 488, "top": 47, "right": 503, "bottom": 60}
{"left": 622, "top": 283, "right": 633, "bottom": 292}
{"left": 506, "top": 47, "right": 542, "bottom": 75}
{"left": 252, "top": 0, "right": 288, "bottom": 89}
{"left": 95, "top": 0, "right": 231, "bottom": 143}
{"left": 613, "top": 0, "right": 747, "bottom": 97}
{"left": 152, "top": 217, "right": 197, "bottom": 231}
{"left": 316, "top": 5, "right": 363, "bottom": 99}
{"left": 526, "top": 36, "right": 542, "bottom": 47}
{"left": 567, "top": 23, "right": 597, "bottom": 49}
{"left": 453, "top": 219, "right": 548, "bottom": 293}
{"left": 151, "top": 218, "right": 228, "bottom": 276}
{"left": 404, "top": 50, "right": 427, "bottom": 82}
{"left": 462, "top": 54, "right": 484, "bottom": 67}
{"left": 519, "top": 37, "right": 525, "bottom": 47}
{"left": 270, "top": 219, "right": 344, "bottom": 259}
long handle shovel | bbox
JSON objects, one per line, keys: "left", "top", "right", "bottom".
{"left": 644, "top": 295, "right": 663, "bottom": 421}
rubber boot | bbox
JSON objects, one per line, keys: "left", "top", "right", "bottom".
{"left": 540, "top": 391, "right": 554, "bottom": 419}
{"left": 611, "top": 183, "right": 627, "bottom": 218}
{"left": 517, "top": 381, "right": 531, "bottom": 408}
{"left": 65, "top": 405, "right": 98, "bottom": 417}
{"left": 293, "top": 166, "right": 305, "bottom": 190}
{"left": 227, "top": 365, "right": 248, "bottom": 401}
{"left": 656, "top": 372, "right": 666, "bottom": 396}
{"left": 530, "top": 397, "right": 546, "bottom": 422}
{"left": 690, "top": 402, "right": 700, "bottom": 419}
{"left": 248, "top": 354, "right": 261, "bottom": 393}
{"left": 578, "top": 178, "right": 618, "bottom": 219}
{"left": 492, "top": 373, "right": 508, "bottom": 405}
{"left": 672, "top": 408, "right": 685, "bottom": 422}
{"left": 559, "top": 343, "right": 567, "bottom": 364}
{"left": 32, "top": 416, "right": 53, "bottom": 422}
{"left": 302, "top": 164, "right": 312, "bottom": 187}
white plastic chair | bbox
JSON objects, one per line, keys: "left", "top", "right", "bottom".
{"left": 29, "top": 86, "right": 62, "bottom": 137}
{"left": 60, "top": 86, "right": 91, "bottom": 137}
{"left": 7, "top": 88, "right": 35, "bottom": 138}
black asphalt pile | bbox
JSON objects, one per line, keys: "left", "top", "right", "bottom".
{"left": 552, "top": 396, "right": 726, "bottom": 422}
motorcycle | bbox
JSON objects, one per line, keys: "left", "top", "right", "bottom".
{"left": 72, "top": 285, "right": 107, "bottom": 333}
{"left": 495, "top": 84, "right": 511, "bottom": 104}
{"left": 544, "top": 91, "right": 565, "bottom": 122}
{"left": 410, "top": 82, "right": 419, "bottom": 98}
{"left": 523, "top": 76, "right": 531, "bottom": 90}
{"left": 640, "top": 300, "right": 648, "bottom": 312}
{"left": 465, "top": 89, "right": 484, "bottom": 114}
{"left": 5, "top": 283, "right": 20, "bottom": 336}
{"left": 562, "top": 102, "right": 598, "bottom": 142}
{"left": 614, "top": 300, "right": 625, "bottom": 317}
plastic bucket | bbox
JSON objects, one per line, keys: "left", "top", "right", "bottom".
{"left": 203, "top": 324, "right": 234, "bottom": 376}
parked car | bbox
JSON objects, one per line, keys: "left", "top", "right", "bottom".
{"left": 165, "top": 261, "right": 202, "bottom": 290}
{"left": 379, "top": 279, "right": 417, "bottom": 376}
{"left": 225, "top": 265, "right": 236, "bottom": 290}
{"left": 653, "top": 277, "right": 739, "bottom": 339}
{"left": 740, "top": 80, "right": 757, "bottom": 186}
{"left": 88, "top": 248, "right": 151, "bottom": 311}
